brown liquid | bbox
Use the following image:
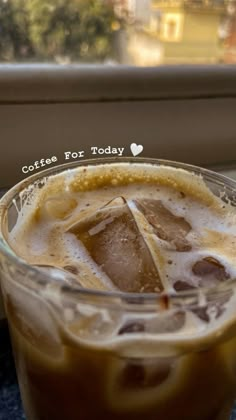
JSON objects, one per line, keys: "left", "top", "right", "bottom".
{"left": 8, "top": 317, "right": 236, "bottom": 420}
{"left": 3, "top": 162, "right": 236, "bottom": 420}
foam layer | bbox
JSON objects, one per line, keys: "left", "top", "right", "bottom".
{"left": 6, "top": 162, "right": 236, "bottom": 352}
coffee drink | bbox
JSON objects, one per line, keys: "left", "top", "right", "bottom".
{"left": 1, "top": 160, "right": 236, "bottom": 420}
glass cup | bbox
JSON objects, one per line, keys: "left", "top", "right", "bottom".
{"left": 1, "top": 158, "right": 236, "bottom": 420}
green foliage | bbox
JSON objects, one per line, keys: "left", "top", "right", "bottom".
{"left": 0, "top": 0, "right": 34, "bottom": 60}
{"left": 0, "top": 0, "right": 121, "bottom": 62}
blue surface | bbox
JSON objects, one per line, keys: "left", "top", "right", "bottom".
{"left": 0, "top": 354, "right": 25, "bottom": 420}
{"left": 0, "top": 327, "right": 25, "bottom": 420}
{"left": 0, "top": 326, "right": 236, "bottom": 420}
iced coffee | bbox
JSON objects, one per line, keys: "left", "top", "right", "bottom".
{"left": 1, "top": 159, "right": 236, "bottom": 420}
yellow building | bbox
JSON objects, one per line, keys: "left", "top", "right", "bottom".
{"left": 128, "top": 0, "right": 226, "bottom": 65}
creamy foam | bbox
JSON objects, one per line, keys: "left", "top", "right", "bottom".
{"left": 6, "top": 162, "right": 236, "bottom": 352}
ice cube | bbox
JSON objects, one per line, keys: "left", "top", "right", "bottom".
{"left": 106, "top": 356, "right": 178, "bottom": 411}
{"left": 134, "top": 199, "right": 192, "bottom": 251}
{"left": 192, "top": 257, "right": 230, "bottom": 286}
{"left": 145, "top": 310, "right": 186, "bottom": 334}
{"left": 192, "top": 290, "right": 231, "bottom": 323}
{"left": 34, "top": 264, "right": 80, "bottom": 286}
{"left": 173, "top": 280, "right": 196, "bottom": 292}
{"left": 119, "top": 358, "right": 172, "bottom": 390}
{"left": 5, "top": 284, "right": 62, "bottom": 357}
{"left": 174, "top": 258, "right": 231, "bottom": 322}
{"left": 66, "top": 301, "right": 123, "bottom": 341}
{"left": 41, "top": 194, "right": 77, "bottom": 220}
{"left": 118, "top": 321, "right": 145, "bottom": 335}
{"left": 68, "top": 197, "right": 163, "bottom": 293}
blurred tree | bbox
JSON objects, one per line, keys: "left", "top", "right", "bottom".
{"left": 0, "top": 0, "right": 34, "bottom": 61}
{"left": 25, "top": 0, "right": 121, "bottom": 62}
{"left": 0, "top": 0, "right": 121, "bottom": 62}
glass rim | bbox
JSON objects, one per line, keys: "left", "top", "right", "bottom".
{"left": 1, "top": 156, "right": 236, "bottom": 309}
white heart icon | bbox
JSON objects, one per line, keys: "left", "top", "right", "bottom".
{"left": 130, "top": 143, "right": 143, "bottom": 157}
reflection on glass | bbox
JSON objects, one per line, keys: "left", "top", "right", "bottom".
{"left": 0, "top": 0, "right": 236, "bottom": 65}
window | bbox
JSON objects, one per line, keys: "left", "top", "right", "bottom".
{"left": 0, "top": 1, "right": 236, "bottom": 187}
{"left": 160, "top": 13, "right": 184, "bottom": 42}
{"left": 0, "top": 0, "right": 236, "bottom": 66}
